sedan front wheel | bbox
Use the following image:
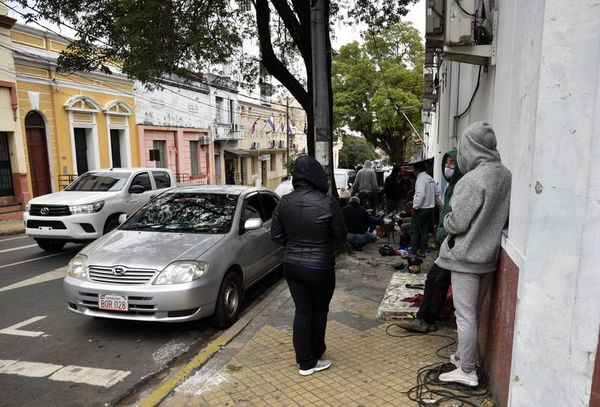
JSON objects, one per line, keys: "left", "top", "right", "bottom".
{"left": 210, "top": 271, "right": 243, "bottom": 329}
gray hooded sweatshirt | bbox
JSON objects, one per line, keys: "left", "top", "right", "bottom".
{"left": 435, "top": 122, "right": 512, "bottom": 274}
{"left": 351, "top": 160, "right": 379, "bottom": 195}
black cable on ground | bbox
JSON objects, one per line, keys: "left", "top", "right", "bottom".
{"left": 386, "top": 323, "right": 491, "bottom": 406}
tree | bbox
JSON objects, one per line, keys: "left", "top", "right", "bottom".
{"left": 12, "top": 1, "right": 416, "bottom": 146}
{"left": 338, "top": 134, "right": 378, "bottom": 170}
{"left": 333, "top": 22, "right": 424, "bottom": 165}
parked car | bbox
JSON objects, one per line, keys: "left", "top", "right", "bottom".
{"left": 274, "top": 178, "right": 294, "bottom": 197}
{"left": 63, "top": 185, "right": 284, "bottom": 327}
{"left": 333, "top": 168, "right": 356, "bottom": 193}
{"left": 24, "top": 168, "right": 176, "bottom": 251}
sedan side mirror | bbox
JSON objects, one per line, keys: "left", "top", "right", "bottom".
{"left": 129, "top": 184, "right": 145, "bottom": 194}
{"left": 118, "top": 214, "right": 128, "bottom": 224}
{"left": 243, "top": 218, "right": 263, "bottom": 232}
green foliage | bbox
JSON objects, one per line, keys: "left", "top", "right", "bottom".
{"left": 338, "top": 134, "right": 378, "bottom": 169}
{"left": 333, "top": 22, "right": 424, "bottom": 165}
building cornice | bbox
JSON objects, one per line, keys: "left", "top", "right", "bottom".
{"left": 0, "top": 15, "right": 17, "bottom": 29}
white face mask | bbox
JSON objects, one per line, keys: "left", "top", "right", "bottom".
{"left": 444, "top": 166, "right": 455, "bottom": 179}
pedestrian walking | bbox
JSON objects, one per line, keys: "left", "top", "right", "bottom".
{"left": 410, "top": 161, "right": 440, "bottom": 256}
{"left": 398, "top": 149, "right": 463, "bottom": 333}
{"left": 271, "top": 155, "right": 347, "bottom": 376}
{"left": 351, "top": 160, "right": 379, "bottom": 209}
{"left": 436, "top": 122, "right": 511, "bottom": 387}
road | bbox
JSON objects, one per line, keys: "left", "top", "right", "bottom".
{"left": 0, "top": 234, "right": 281, "bottom": 407}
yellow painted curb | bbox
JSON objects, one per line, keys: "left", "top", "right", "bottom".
{"left": 139, "top": 335, "right": 231, "bottom": 407}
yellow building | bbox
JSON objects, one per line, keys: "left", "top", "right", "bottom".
{"left": 11, "top": 24, "right": 139, "bottom": 198}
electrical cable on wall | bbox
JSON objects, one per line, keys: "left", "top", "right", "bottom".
{"left": 454, "top": 65, "right": 482, "bottom": 120}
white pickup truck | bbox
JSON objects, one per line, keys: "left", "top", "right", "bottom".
{"left": 24, "top": 168, "right": 176, "bottom": 251}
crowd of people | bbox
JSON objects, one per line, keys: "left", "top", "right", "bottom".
{"left": 269, "top": 122, "right": 512, "bottom": 389}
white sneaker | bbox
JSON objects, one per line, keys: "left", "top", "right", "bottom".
{"left": 450, "top": 354, "right": 461, "bottom": 368}
{"left": 299, "top": 359, "right": 332, "bottom": 376}
{"left": 439, "top": 367, "right": 478, "bottom": 387}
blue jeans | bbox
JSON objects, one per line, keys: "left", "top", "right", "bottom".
{"left": 346, "top": 233, "right": 376, "bottom": 248}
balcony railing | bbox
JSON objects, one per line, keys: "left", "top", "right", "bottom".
{"left": 58, "top": 174, "right": 78, "bottom": 190}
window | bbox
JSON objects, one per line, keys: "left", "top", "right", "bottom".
{"left": 66, "top": 171, "right": 129, "bottom": 191}
{"left": 259, "top": 193, "right": 278, "bottom": 221}
{"left": 153, "top": 140, "right": 166, "bottom": 168}
{"left": 216, "top": 97, "right": 225, "bottom": 124}
{"left": 229, "top": 99, "right": 235, "bottom": 124}
{"left": 190, "top": 141, "right": 199, "bottom": 176}
{"left": 0, "top": 133, "right": 14, "bottom": 196}
{"left": 152, "top": 171, "right": 172, "bottom": 189}
{"left": 270, "top": 154, "right": 276, "bottom": 171}
{"left": 130, "top": 172, "right": 152, "bottom": 191}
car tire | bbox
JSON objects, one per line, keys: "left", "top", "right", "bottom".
{"left": 210, "top": 271, "right": 243, "bottom": 329}
{"left": 36, "top": 239, "right": 66, "bottom": 252}
{"left": 103, "top": 215, "right": 121, "bottom": 234}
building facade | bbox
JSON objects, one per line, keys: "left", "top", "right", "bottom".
{"left": 10, "top": 24, "right": 139, "bottom": 197}
{"left": 135, "top": 75, "right": 215, "bottom": 185}
{"left": 423, "top": 1, "right": 600, "bottom": 406}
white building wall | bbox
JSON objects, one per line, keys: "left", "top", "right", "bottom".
{"left": 425, "top": 0, "right": 600, "bottom": 405}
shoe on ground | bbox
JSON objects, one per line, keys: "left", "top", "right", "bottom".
{"left": 450, "top": 354, "right": 461, "bottom": 368}
{"left": 397, "top": 318, "right": 435, "bottom": 333}
{"left": 439, "top": 367, "right": 478, "bottom": 387}
{"left": 299, "top": 359, "right": 332, "bottom": 376}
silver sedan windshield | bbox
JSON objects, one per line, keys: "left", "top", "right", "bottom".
{"left": 121, "top": 192, "right": 239, "bottom": 234}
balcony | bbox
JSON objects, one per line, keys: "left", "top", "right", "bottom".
{"left": 214, "top": 123, "right": 244, "bottom": 141}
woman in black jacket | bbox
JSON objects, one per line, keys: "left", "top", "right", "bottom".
{"left": 271, "top": 155, "right": 347, "bottom": 376}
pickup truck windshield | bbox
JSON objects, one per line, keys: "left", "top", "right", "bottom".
{"left": 65, "top": 172, "right": 129, "bottom": 192}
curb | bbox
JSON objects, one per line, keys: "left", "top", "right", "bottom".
{"left": 138, "top": 279, "right": 289, "bottom": 407}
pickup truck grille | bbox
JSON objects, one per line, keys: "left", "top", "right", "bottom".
{"left": 30, "top": 204, "right": 71, "bottom": 216}
{"left": 88, "top": 265, "right": 157, "bottom": 285}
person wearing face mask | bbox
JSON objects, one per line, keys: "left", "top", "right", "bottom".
{"left": 398, "top": 149, "right": 463, "bottom": 333}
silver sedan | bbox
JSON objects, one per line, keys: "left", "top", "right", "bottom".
{"left": 63, "top": 185, "right": 284, "bottom": 327}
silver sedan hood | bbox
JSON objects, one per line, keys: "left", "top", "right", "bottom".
{"left": 82, "top": 230, "right": 226, "bottom": 270}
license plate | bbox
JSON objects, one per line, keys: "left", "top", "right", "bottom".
{"left": 39, "top": 226, "right": 52, "bottom": 231}
{"left": 98, "top": 294, "right": 128, "bottom": 312}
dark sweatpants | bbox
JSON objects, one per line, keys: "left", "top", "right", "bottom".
{"left": 283, "top": 263, "right": 335, "bottom": 370}
{"left": 410, "top": 207, "right": 434, "bottom": 252}
{"left": 416, "top": 263, "right": 451, "bottom": 323}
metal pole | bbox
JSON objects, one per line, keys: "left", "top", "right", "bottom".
{"left": 286, "top": 97, "right": 290, "bottom": 176}
{"left": 310, "top": 0, "right": 331, "bottom": 176}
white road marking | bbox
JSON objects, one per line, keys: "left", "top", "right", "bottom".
{"left": 0, "top": 253, "right": 67, "bottom": 270}
{"left": 0, "top": 235, "right": 28, "bottom": 242}
{"left": 0, "top": 244, "right": 38, "bottom": 254}
{"left": 0, "top": 268, "right": 66, "bottom": 292}
{"left": 50, "top": 365, "right": 131, "bottom": 388}
{"left": 0, "top": 360, "right": 62, "bottom": 377}
{"left": 0, "top": 316, "right": 47, "bottom": 337}
{"left": 0, "top": 360, "right": 131, "bottom": 388}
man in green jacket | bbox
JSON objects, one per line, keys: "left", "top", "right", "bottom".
{"left": 398, "top": 148, "right": 463, "bottom": 333}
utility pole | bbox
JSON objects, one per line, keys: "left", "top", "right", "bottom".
{"left": 286, "top": 97, "right": 290, "bottom": 176}
{"left": 310, "top": 0, "right": 331, "bottom": 179}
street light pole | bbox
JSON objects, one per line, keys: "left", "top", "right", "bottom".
{"left": 286, "top": 97, "right": 290, "bottom": 176}
{"left": 310, "top": 0, "right": 331, "bottom": 177}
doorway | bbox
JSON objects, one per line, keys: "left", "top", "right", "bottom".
{"left": 25, "top": 111, "right": 51, "bottom": 197}
{"left": 0, "top": 132, "right": 14, "bottom": 197}
{"left": 74, "top": 128, "right": 89, "bottom": 175}
{"left": 110, "top": 129, "right": 123, "bottom": 168}
{"left": 225, "top": 158, "right": 235, "bottom": 184}
{"left": 261, "top": 160, "right": 267, "bottom": 187}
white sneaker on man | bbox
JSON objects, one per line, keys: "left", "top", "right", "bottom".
{"left": 299, "top": 359, "right": 332, "bottom": 376}
{"left": 439, "top": 367, "right": 478, "bottom": 387}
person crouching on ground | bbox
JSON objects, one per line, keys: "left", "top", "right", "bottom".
{"left": 398, "top": 149, "right": 463, "bottom": 333}
{"left": 271, "top": 155, "right": 347, "bottom": 376}
{"left": 342, "top": 196, "right": 377, "bottom": 250}
{"left": 436, "top": 122, "right": 511, "bottom": 387}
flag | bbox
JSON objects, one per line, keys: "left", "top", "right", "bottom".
{"left": 251, "top": 116, "right": 261, "bottom": 133}
{"left": 267, "top": 115, "right": 275, "bottom": 131}
{"left": 279, "top": 121, "right": 285, "bottom": 133}
{"left": 287, "top": 123, "right": 294, "bottom": 135}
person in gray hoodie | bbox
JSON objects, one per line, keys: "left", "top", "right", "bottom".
{"left": 351, "top": 160, "right": 379, "bottom": 209}
{"left": 436, "top": 122, "right": 511, "bottom": 387}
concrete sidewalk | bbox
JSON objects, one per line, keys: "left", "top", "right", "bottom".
{"left": 0, "top": 218, "right": 25, "bottom": 236}
{"left": 128, "top": 242, "right": 495, "bottom": 407}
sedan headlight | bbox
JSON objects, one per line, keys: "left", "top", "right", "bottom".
{"left": 69, "top": 201, "right": 105, "bottom": 215}
{"left": 153, "top": 261, "right": 208, "bottom": 285}
{"left": 66, "top": 254, "right": 88, "bottom": 280}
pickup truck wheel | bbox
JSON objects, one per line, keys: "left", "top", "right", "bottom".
{"left": 210, "top": 271, "right": 243, "bottom": 329}
{"left": 103, "top": 216, "right": 121, "bottom": 234}
{"left": 36, "top": 239, "right": 66, "bottom": 252}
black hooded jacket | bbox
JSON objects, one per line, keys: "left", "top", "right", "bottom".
{"left": 271, "top": 156, "right": 347, "bottom": 267}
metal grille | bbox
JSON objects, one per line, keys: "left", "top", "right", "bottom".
{"left": 26, "top": 220, "right": 67, "bottom": 229}
{"left": 30, "top": 204, "right": 71, "bottom": 216}
{"left": 88, "top": 265, "right": 157, "bottom": 285}
{"left": 0, "top": 132, "right": 14, "bottom": 197}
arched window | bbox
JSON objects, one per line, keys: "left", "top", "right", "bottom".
{"left": 25, "top": 111, "right": 45, "bottom": 128}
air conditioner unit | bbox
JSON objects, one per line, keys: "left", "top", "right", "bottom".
{"left": 426, "top": 0, "right": 444, "bottom": 36}
{"left": 445, "top": 0, "right": 475, "bottom": 45}
{"left": 269, "top": 140, "right": 277, "bottom": 149}
{"left": 199, "top": 136, "right": 210, "bottom": 145}
{"left": 251, "top": 141, "right": 260, "bottom": 149}
{"left": 230, "top": 123, "right": 239, "bottom": 132}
